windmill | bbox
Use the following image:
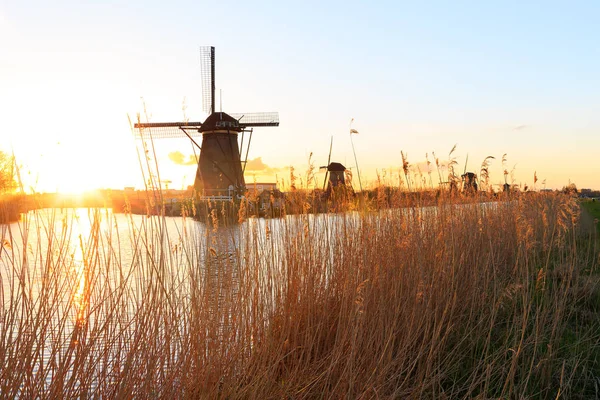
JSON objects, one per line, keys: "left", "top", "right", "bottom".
{"left": 461, "top": 154, "right": 478, "bottom": 193}
{"left": 133, "top": 46, "right": 279, "bottom": 200}
{"left": 319, "top": 137, "right": 352, "bottom": 197}
{"left": 322, "top": 162, "right": 348, "bottom": 193}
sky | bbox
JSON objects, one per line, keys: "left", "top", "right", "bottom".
{"left": 1, "top": 0, "right": 598, "bottom": 193}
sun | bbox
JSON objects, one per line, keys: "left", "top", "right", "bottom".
{"left": 16, "top": 140, "right": 141, "bottom": 194}
{"left": 28, "top": 160, "right": 99, "bottom": 194}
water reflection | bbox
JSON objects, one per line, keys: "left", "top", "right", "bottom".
{"left": 71, "top": 208, "right": 91, "bottom": 325}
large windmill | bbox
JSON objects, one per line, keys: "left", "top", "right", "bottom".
{"left": 134, "top": 46, "right": 279, "bottom": 200}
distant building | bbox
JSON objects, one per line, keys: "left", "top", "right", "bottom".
{"left": 246, "top": 182, "right": 278, "bottom": 193}
{"left": 257, "top": 189, "right": 285, "bottom": 217}
{"left": 579, "top": 188, "right": 600, "bottom": 198}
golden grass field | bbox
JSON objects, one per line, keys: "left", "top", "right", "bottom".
{"left": 1, "top": 187, "right": 599, "bottom": 399}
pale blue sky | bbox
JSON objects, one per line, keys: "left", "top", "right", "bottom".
{"left": 1, "top": 1, "right": 598, "bottom": 191}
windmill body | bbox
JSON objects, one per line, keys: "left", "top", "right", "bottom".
{"left": 326, "top": 162, "right": 347, "bottom": 190}
{"left": 134, "top": 46, "right": 279, "bottom": 201}
{"left": 461, "top": 172, "right": 478, "bottom": 193}
{"left": 321, "top": 162, "right": 354, "bottom": 199}
{"left": 194, "top": 112, "right": 245, "bottom": 196}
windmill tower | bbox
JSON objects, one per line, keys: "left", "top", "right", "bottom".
{"left": 134, "top": 46, "right": 279, "bottom": 200}
{"left": 324, "top": 162, "right": 347, "bottom": 192}
{"left": 319, "top": 138, "right": 352, "bottom": 198}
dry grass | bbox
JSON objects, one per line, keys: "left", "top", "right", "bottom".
{"left": 0, "top": 189, "right": 599, "bottom": 398}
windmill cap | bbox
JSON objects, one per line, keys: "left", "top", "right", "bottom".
{"left": 327, "top": 162, "right": 346, "bottom": 172}
{"left": 200, "top": 112, "right": 242, "bottom": 133}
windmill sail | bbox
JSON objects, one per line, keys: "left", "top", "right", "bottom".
{"left": 133, "top": 122, "right": 203, "bottom": 139}
{"left": 200, "top": 46, "right": 215, "bottom": 115}
{"left": 230, "top": 112, "right": 279, "bottom": 127}
{"left": 133, "top": 111, "right": 280, "bottom": 139}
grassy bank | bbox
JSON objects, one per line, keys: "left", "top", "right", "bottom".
{"left": 0, "top": 194, "right": 25, "bottom": 223}
{"left": 581, "top": 199, "right": 600, "bottom": 233}
{"left": 0, "top": 192, "right": 598, "bottom": 398}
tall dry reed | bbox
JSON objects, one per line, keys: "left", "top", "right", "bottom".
{"left": 0, "top": 190, "right": 598, "bottom": 398}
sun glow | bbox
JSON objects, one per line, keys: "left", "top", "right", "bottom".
{"left": 69, "top": 208, "right": 111, "bottom": 325}
{"left": 12, "top": 134, "right": 142, "bottom": 194}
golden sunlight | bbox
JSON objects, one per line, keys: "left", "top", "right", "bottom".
{"left": 70, "top": 209, "right": 92, "bottom": 324}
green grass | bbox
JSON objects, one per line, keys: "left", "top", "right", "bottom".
{"left": 581, "top": 198, "right": 600, "bottom": 233}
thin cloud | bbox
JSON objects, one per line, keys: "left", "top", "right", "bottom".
{"left": 245, "top": 157, "right": 285, "bottom": 175}
{"left": 167, "top": 153, "right": 285, "bottom": 174}
{"left": 168, "top": 151, "right": 197, "bottom": 166}
{"left": 513, "top": 124, "right": 530, "bottom": 131}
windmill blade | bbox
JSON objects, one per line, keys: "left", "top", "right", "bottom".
{"left": 134, "top": 122, "right": 203, "bottom": 128}
{"left": 230, "top": 112, "right": 279, "bottom": 127}
{"left": 242, "top": 128, "right": 253, "bottom": 176}
{"left": 133, "top": 122, "right": 203, "bottom": 139}
{"left": 323, "top": 136, "right": 333, "bottom": 191}
{"left": 200, "top": 46, "right": 215, "bottom": 115}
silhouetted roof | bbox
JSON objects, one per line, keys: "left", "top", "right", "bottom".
{"left": 200, "top": 112, "right": 242, "bottom": 133}
{"left": 327, "top": 162, "right": 346, "bottom": 172}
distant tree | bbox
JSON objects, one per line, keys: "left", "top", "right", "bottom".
{"left": 562, "top": 183, "right": 578, "bottom": 196}
{"left": 0, "top": 151, "right": 17, "bottom": 194}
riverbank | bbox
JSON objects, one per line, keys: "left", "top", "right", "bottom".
{"left": 0, "top": 186, "right": 565, "bottom": 224}
{"left": 0, "top": 197, "right": 21, "bottom": 224}
{"left": 581, "top": 198, "right": 600, "bottom": 233}
{"left": 1, "top": 192, "right": 598, "bottom": 397}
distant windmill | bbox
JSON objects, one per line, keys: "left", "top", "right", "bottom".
{"left": 461, "top": 154, "right": 478, "bottom": 193}
{"left": 161, "top": 180, "right": 172, "bottom": 190}
{"left": 321, "top": 162, "right": 348, "bottom": 193}
{"left": 133, "top": 46, "right": 279, "bottom": 200}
